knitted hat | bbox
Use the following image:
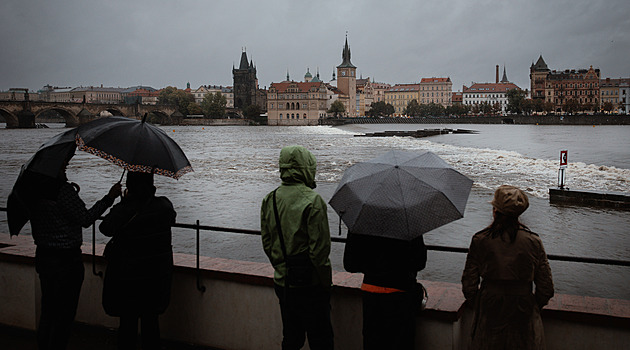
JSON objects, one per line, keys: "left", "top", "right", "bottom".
{"left": 491, "top": 185, "right": 529, "bottom": 217}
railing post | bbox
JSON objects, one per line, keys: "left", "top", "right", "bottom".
{"left": 196, "top": 220, "right": 206, "bottom": 292}
{"left": 92, "top": 223, "right": 103, "bottom": 277}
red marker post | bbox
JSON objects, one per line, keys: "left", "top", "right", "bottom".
{"left": 558, "top": 150, "right": 568, "bottom": 189}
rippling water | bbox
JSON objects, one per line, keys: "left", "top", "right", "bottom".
{"left": 1, "top": 122, "right": 629, "bottom": 300}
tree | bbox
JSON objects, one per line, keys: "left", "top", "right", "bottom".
{"left": 187, "top": 102, "right": 202, "bottom": 115}
{"left": 404, "top": 99, "right": 422, "bottom": 117}
{"left": 367, "top": 101, "right": 395, "bottom": 117}
{"left": 532, "top": 99, "right": 544, "bottom": 114}
{"left": 243, "top": 104, "right": 261, "bottom": 118}
{"left": 158, "top": 86, "right": 195, "bottom": 115}
{"left": 425, "top": 102, "right": 446, "bottom": 117}
{"left": 327, "top": 100, "right": 345, "bottom": 118}
{"left": 543, "top": 101, "right": 555, "bottom": 115}
{"left": 522, "top": 99, "right": 535, "bottom": 116}
{"left": 506, "top": 88, "right": 527, "bottom": 114}
{"left": 445, "top": 104, "right": 470, "bottom": 117}
{"left": 563, "top": 98, "right": 580, "bottom": 114}
{"left": 201, "top": 92, "right": 227, "bottom": 118}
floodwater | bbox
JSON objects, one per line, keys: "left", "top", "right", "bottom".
{"left": 1, "top": 122, "right": 629, "bottom": 300}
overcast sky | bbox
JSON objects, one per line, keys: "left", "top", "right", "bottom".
{"left": 1, "top": 0, "right": 628, "bottom": 93}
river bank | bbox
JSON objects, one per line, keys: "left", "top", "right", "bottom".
{"left": 321, "top": 114, "right": 630, "bottom": 125}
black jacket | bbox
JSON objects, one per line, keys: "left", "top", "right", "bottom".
{"left": 99, "top": 195, "right": 176, "bottom": 317}
{"left": 343, "top": 233, "right": 427, "bottom": 291}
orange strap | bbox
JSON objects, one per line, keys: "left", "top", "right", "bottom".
{"left": 361, "top": 283, "right": 405, "bottom": 294}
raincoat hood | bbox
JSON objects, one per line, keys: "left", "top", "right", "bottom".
{"left": 279, "top": 145, "right": 317, "bottom": 189}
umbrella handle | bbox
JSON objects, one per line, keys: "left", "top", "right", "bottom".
{"left": 119, "top": 169, "right": 126, "bottom": 183}
{"left": 338, "top": 211, "right": 344, "bottom": 236}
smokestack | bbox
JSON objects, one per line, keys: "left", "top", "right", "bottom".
{"left": 496, "top": 65, "right": 499, "bottom": 84}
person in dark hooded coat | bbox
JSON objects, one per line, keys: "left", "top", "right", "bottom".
{"left": 99, "top": 171, "right": 176, "bottom": 350}
{"left": 462, "top": 185, "right": 554, "bottom": 350}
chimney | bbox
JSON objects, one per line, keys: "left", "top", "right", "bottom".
{"left": 496, "top": 65, "right": 499, "bottom": 84}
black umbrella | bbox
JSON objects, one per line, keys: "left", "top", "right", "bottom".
{"left": 75, "top": 115, "right": 192, "bottom": 179}
{"left": 329, "top": 150, "right": 473, "bottom": 241}
{"left": 7, "top": 128, "right": 77, "bottom": 236}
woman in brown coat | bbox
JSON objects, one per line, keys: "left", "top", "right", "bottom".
{"left": 462, "top": 185, "right": 554, "bottom": 350}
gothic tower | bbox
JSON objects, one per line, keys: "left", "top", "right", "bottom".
{"left": 336, "top": 36, "right": 357, "bottom": 116}
{"left": 233, "top": 50, "right": 259, "bottom": 109}
{"left": 530, "top": 55, "right": 550, "bottom": 100}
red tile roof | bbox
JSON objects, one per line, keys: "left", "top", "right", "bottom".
{"left": 421, "top": 77, "right": 451, "bottom": 83}
{"left": 463, "top": 82, "right": 520, "bottom": 93}
{"left": 388, "top": 84, "right": 420, "bottom": 92}
{"left": 270, "top": 81, "right": 324, "bottom": 93}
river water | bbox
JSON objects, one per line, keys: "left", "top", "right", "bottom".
{"left": 1, "top": 122, "right": 629, "bottom": 300}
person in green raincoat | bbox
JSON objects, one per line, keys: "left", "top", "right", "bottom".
{"left": 260, "top": 145, "right": 334, "bottom": 350}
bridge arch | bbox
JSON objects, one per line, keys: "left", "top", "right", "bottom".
{"left": 34, "top": 107, "right": 79, "bottom": 127}
{"left": 99, "top": 108, "right": 125, "bottom": 117}
{"left": 0, "top": 109, "right": 18, "bottom": 128}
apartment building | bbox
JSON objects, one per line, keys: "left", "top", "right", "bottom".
{"left": 419, "top": 77, "right": 452, "bottom": 107}
{"left": 544, "top": 66, "right": 600, "bottom": 112}
{"left": 462, "top": 82, "right": 519, "bottom": 115}
{"left": 193, "top": 85, "right": 234, "bottom": 108}
{"left": 385, "top": 84, "right": 420, "bottom": 116}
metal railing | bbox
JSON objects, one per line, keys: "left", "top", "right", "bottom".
{"left": 2, "top": 207, "right": 629, "bottom": 294}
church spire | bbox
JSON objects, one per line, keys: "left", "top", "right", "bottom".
{"left": 501, "top": 66, "right": 509, "bottom": 83}
{"left": 238, "top": 51, "right": 249, "bottom": 70}
{"left": 337, "top": 34, "right": 356, "bottom": 69}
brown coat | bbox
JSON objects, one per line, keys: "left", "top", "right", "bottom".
{"left": 462, "top": 226, "right": 554, "bottom": 350}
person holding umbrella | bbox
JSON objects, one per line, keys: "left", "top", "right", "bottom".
{"left": 330, "top": 150, "right": 474, "bottom": 349}
{"left": 260, "top": 145, "right": 334, "bottom": 350}
{"left": 99, "top": 171, "right": 176, "bottom": 350}
{"left": 461, "top": 185, "right": 554, "bottom": 350}
{"left": 21, "top": 150, "right": 122, "bottom": 350}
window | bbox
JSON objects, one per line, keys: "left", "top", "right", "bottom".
{"left": 280, "top": 113, "right": 283, "bottom": 119}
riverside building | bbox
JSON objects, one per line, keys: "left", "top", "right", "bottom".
{"left": 462, "top": 65, "right": 519, "bottom": 115}
{"left": 419, "top": 77, "right": 453, "bottom": 107}
{"left": 266, "top": 81, "right": 328, "bottom": 126}
{"left": 385, "top": 84, "right": 420, "bottom": 116}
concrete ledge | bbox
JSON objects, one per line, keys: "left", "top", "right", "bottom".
{"left": 1, "top": 233, "right": 629, "bottom": 349}
{"left": 549, "top": 188, "right": 630, "bottom": 209}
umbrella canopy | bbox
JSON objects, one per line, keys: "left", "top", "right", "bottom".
{"left": 75, "top": 115, "right": 192, "bottom": 179}
{"left": 329, "top": 150, "right": 473, "bottom": 241}
{"left": 22, "top": 128, "right": 77, "bottom": 179}
{"left": 7, "top": 128, "right": 78, "bottom": 236}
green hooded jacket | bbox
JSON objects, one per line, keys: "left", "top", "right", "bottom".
{"left": 260, "top": 145, "right": 332, "bottom": 288}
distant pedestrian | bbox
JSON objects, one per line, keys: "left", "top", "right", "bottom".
{"left": 27, "top": 152, "right": 121, "bottom": 350}
{"left": 462, "top": 185, "right": 554, "bottom": 350}
{"left": 99, "top": 171, "right": 176, "bottom": 350}
{"left": 260, "top": 145, "right": 334, "bottom": 350}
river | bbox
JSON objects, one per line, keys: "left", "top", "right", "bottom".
{"left": 1, "top": 122, "right": 629, "bottom": 300}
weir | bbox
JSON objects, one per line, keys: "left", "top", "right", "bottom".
{"left": 0, "top": 207, "right": 629, "bottom": 349}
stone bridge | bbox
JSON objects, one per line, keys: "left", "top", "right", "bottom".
{"left": 0, "top": 100, "right": 180, "bottom": 128}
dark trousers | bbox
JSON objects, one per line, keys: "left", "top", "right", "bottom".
{"left": 118, "top": 313, "right": 160, "bottom": 350}
{"left": 362, "top": 290, "right": 416, "bottom": 350}
{"left": 274, "top": 284, "right": 334, "bottom": 350}
{"left": 35, "top": 247, "right": 85, "bottom": 350}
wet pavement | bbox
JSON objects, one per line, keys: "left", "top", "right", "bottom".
{"left": 0, "top": 323, "right": 220, "bottom": 350}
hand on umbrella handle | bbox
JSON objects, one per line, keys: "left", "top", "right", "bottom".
{"left": 107, "top": 183, "right": 122, "bottom": 200}
{"left": 119, "top": 169, "right": 127, "bottom": 183}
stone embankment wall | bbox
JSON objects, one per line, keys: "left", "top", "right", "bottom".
{"left": 323, "top": 114, "right": 630, "bottom": 125}
{"left": 179, "top": 118, "right": 253, "bottom": 126}
{"left": 1, "top": 233, "right": 629, "bottom": 350}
